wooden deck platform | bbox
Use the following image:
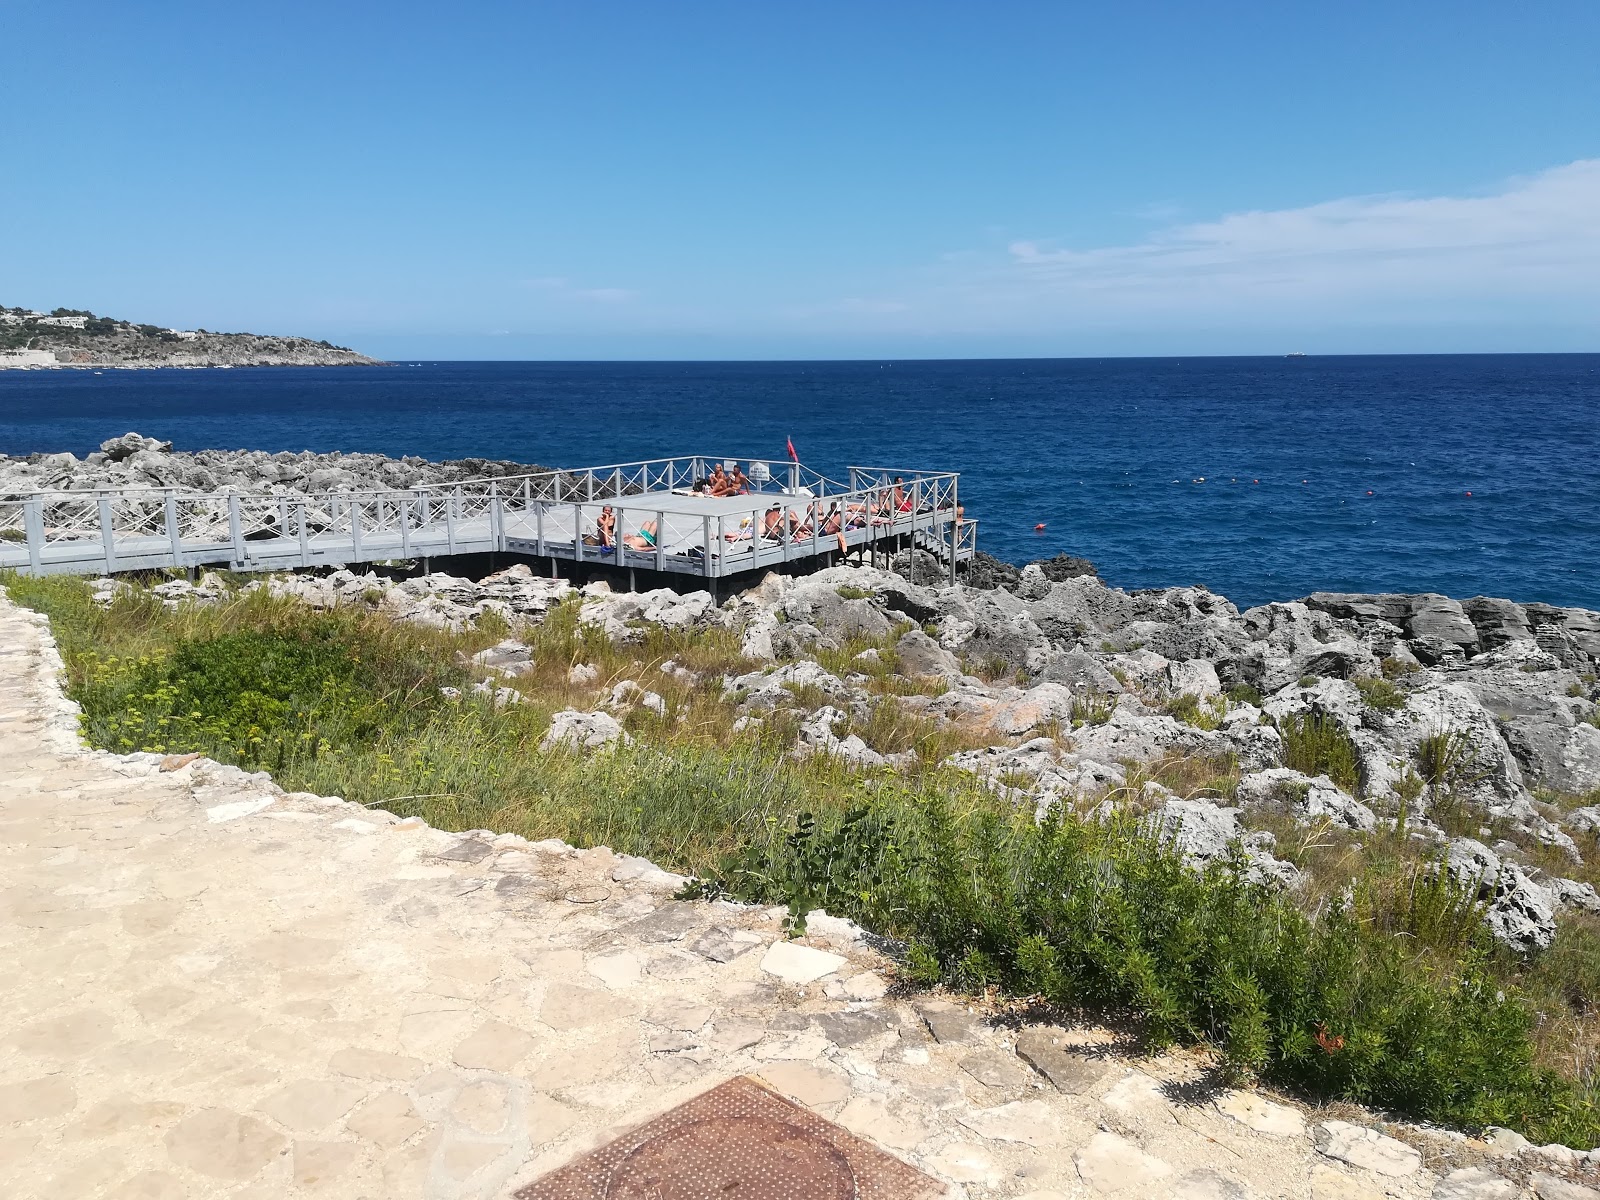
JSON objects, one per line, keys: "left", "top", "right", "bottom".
{"left": 0, "top": 455, "right": 977, "bottom": 586}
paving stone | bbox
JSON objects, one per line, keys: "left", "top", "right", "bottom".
{"left": 753, "top": 1031, "right": 831, "bottom": 1060}
{"left": 0, "top": 1075, "right": 77, "bottom": 1123}
{"left": 648, "top": 1029, "right": 697, "bottom": 1053}
{"left": 105, "top": 1170, "right": 187, "bottom": 1200}
{"left": 163, "top": 1108, "right": 287, "bottom": 1182}
{"left": 1015, "top": 1027, "right": 1110, "bottom": 1094}
{"left": 1435, "top": 1166, "right": 1520, "bottom": 1200}
{"left": 292, "top": 1138, "right": 363, "bottom": 1189}
{"left": 817, "top": 1009, "right": 894, "bottom": 1047}
{"left": 540, "top": 982, "right": 637, "bottom": 1029}
{"left": 958, "top": 1049, "right": 1034, "bottom": 1091}
{"left": 345, "top": 1091, "right": 426, "bottom": 1148}
{"left": 926, "top": 1140, "right": 1003, "bottom": 1184}
{"left": 327, "top": 1047, "right": 424, "bottom": 1082}
{"left": 257, "top": 1079, "right": 368, "bottom": 1132}
{"left": 13, "top": 1009, "right": 118, "bottom": 1058}
{"left": 645, "top": 952, "right": 700, "bottom": 980}
{"left": 1532, "top": 1174, "right": 1600, "bottom": 1200}
{"left": 526, "top": 1093, "right": 581, "bottom": 1146}
{"left": 836, "top": 1095, "right": 929, "bottom": 1151}
{"left": 452, "top": 1019, "right": 539, "bottom": 1070}
{"left": 70, "top": 1098, "right": 189, "bottom": 1139}
{"left": 707, "top": 1019, "right": 766, "bottom": 1053}
{"left": 586, "top": 951, "right": 642, "bottom": 989}
{"left": 956, "top": 1098, "right": 1058, "bottom": 1146}
{"left": 686, "top": 926, "right": 743, "bottom": 962}
{"left": 844, "top": 971, "right": 890, "bottom": 1000}
{"left": 1314, "top": 1121, "right": 1422, "bottom": 1177}
{"left": 1074, "top": 1130, "right": 1174, "bottom": 1193}
{"left": 1171, "top": 1167, "right": 1251, "bottom": 1199}
{"left": 644, "top": 998, "right": 714, "bottom": 1031}
{"left": 435, "top": 836, "right": 495, "bottom": 863}
{"left": 1309, "top": 1163, "right": 1387, "bottom": 1200}
{"left": 757, "top": 1061, "right": 853, "bottom": 1107}
{"left": 915, "top": 1000, "right": 978, "bottom": 1044}
{"left": 760, "top": 940, "right": 847, "bottom": 983}
{"left": 621, "top": 904, "right": 701, "bottom": 943}
{"left": 450, "top": 1079, "right": 512, "bottom": 1135}
{"left": 1213, "top": 1089, "right": 1304, "bottom": 1137}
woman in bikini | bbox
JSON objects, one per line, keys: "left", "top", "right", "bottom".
{"left": 595, "top": 506, "right": 617, "bottom": 548}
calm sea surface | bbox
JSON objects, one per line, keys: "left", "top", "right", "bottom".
{"left": 2, "top": 356, "right": 1596, "bottom": 610}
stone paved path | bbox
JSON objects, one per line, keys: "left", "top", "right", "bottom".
{"left": 0, "top": 594, "right": 1542, "bottom": 1198}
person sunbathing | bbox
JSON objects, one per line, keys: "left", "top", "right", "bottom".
{"left": 595, "top": 505, "right": 617, "bottom": 548}
{"left": 730, "top": 465, "right": 751, "bottom": 495}
{"left": 708, "top": 465, "right": 731, "bottom": 496}
{"left": 788, "top": 505, "right": 813, "bottom": 539}
{"left": 820, "top": 502, "right": 842, "bottom": 535}
{"left": 761, "top": 504, "right": 784, "bottom": 540}
{"left": 622, "top": 520, "right": 660, "bottom": 551}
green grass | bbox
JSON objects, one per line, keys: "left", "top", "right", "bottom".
{"left": 10, "top": 569, "right": 1600, "bottom": 1146}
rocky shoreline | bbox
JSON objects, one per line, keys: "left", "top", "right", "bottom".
{"left": 92, "top": 542, "right": 1600, "bottom": 959}
{"left": 0, "top": 432, "right": 548, "bottom": 495}
{"left": 0, "top": 306, "right": 380, "bottom": 368}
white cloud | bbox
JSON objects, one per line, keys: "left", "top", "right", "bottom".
{"left": 982, "top": 160, "right": 1600, "bottom": 320}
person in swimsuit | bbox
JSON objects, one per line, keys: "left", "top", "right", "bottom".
{"left": 730, "top": 465, "right": 751, "bottom": 495}
{"left": 761, "top": 504, "right": 784, "bottom": 540}
{"left": 623, "top": 520, "right": 660, "bottom": 551}
{"left": 596, "top": 505, "right": 616, "bottom": 548}
{"left": 708, "top": 465, "right": 730, "bottom": 496}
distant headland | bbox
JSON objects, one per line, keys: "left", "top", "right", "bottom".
{"left": 0, "top": 305, "right": 382, "bottom": 370}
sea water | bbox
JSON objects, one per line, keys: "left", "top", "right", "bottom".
{"left": 3, "top": 355, "right": 1596, "bottom": 610}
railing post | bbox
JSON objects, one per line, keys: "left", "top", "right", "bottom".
{"left": 297, "top": 500, "right": 310, "bottom": 563}
{"left": 97, "top": 497, "right": 117, "bottom": 575}
{"left": 573, "top": 502, "right": 584, "bottom": 563}
{"left": 446, "top": 490, "right": 458, "bottom": 556}
{"left": 350, "top": 497, "right": 364, "bottom": 560}
{"left": 655, "top": 509, "right": 665, "bottom": 572}
{"left": 950, "top": 476, "right": 959, "bottom": 586}
{"left": 228, "top": 494, "right": 244, "bottom": 566}
{"left": 164, "top": 494, "right": 182, "bottom": 566}
{"left": 490, "top": 483, "right": 503, "bottom": 548}
{"left": 704, "top": 515, "right": 714, "bottom": 580}
{"left": 400, "top": 493, "right": 412, "bottom": 559}
{"left": 23, "top": 499, "right": 43, "bottom": 574}
{"left": 278, "top": 497, "right": 291, "bottom": 544}
{"left": 536, "top": 501, "right": 546, "bottom": 557}
{"left": 585, "top": 474, "right": 594, "bottom": 502}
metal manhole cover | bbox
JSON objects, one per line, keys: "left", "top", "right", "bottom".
{"left": 514, "top": 1075, "right": 943, "bottom": 1200}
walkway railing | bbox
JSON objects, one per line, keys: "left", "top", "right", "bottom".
{"left": 0, "top": 454, "right": 975, "bottom": 583}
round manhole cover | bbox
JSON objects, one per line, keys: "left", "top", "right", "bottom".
{"left": 606, "top": 1115, "right": 856, "bottom": 1200}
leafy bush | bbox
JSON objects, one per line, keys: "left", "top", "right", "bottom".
{"left": 834, "top": 585, "right": 874, "bottom": 600}
{"left": 1356, "top": 676, "right": 1407, "bottom": 713}
{"left": 1279, "top": 713, "right": 1362, "bottom": 793}
{"left": 1071, "top": 696, "right": 1115, "bottom": 727}
{"left": 1165, "top": 692, "right": 1225, "bottom": 731}
{"left": 694, "top": 797, "right": 1598, "bottom": 1141}
{"left": 1226, "top": 683, "right": 1264, "bottom": 708}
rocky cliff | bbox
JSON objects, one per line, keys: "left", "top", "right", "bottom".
{"left": 0, "top": 305, "right": 381, "bottom": 368}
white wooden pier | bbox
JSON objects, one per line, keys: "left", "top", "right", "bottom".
{"left": 0, "top": 456, "right": 977, "bottom": 587}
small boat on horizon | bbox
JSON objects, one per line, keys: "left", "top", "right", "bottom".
{"left": 1285, "top": 351, "right": 1308, "bottom": 358}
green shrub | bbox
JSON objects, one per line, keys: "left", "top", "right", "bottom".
{"left": 693, "top": 798, "right": 1594, "bottom": 1139}
{"left": 1226, "top": 683, "right": 1264, "bottom": 708}
{"left": 834, "top": 585, "right": 874, "bottom": 601}
{"left": 1165, "top": 692, "right": 1225, "bottom": 731}
{"left": 1356, "top": 676, "right": 1407, "bottom": 713}
{"left": 1279, "top": 713, "right": 1362, "bottom": 793}
{"left": 1071, "top": 696, "right": 1115, "bottom": 727}
{"left": 1298, "top": 674, "right": 1320, "bottom": 688}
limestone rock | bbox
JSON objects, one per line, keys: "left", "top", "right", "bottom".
{"left": 759, "top": 940, "right": 846, "bottom": 984}
{"left": 1074, "top": 1130, "right": 1173, "bottom": 1193}
{"left": 1313, "top": 1120, "right": 1421, "bottom": 1177}
{"left": 539, "top": 709, "right": 630, "bottom": 752}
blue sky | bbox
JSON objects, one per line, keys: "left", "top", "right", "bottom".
{"left": 3, "top": 0, "right": 1598, "bottom": 358}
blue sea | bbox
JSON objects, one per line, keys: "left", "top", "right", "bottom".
{"left": 3, "top": 356, "right": 1597, "bottom": 610}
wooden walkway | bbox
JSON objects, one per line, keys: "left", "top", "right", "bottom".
{"left": 0, "top": 455, "right": 977, "bottom": 586}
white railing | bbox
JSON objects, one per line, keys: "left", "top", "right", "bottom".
{"left": 0, "top": 453, "right": 974, "bottom": 580}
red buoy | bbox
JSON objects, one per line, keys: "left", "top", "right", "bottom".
{"left": 1034, "top": 522, "right": 1047, "bottom": 532}
{"left": 1366, "top": 490, "right": 1374, "bottom": 495}
{"left": 1465, "top": 491, "right": 1473, "bottom": 497}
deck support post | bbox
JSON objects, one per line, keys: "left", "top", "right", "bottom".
{"left": 628, "top": 567, "right": 636, "bottom": 593}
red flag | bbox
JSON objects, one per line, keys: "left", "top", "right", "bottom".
{"left": 786, "top": 436, "right": 798, "bottom": 462}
